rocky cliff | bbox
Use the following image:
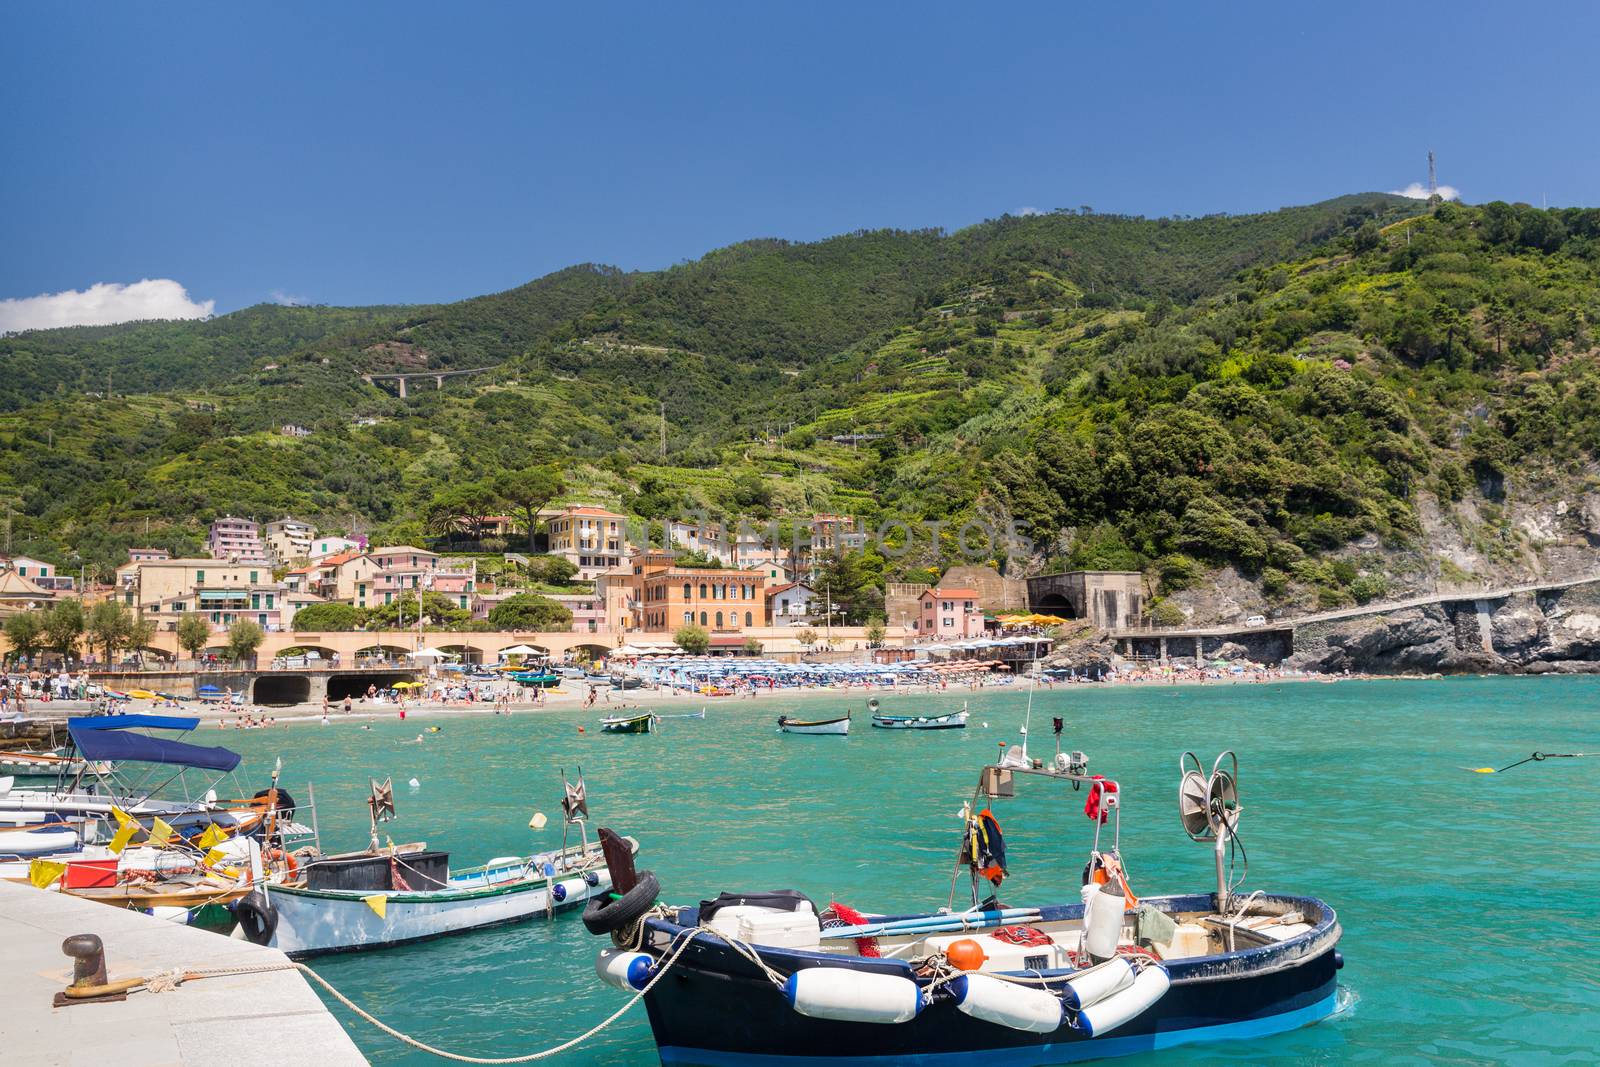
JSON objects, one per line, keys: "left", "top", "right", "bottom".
{"left": 1286, "top": 581, "right": 1600, "bottom": 675}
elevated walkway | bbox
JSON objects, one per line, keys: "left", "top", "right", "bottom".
{"left": 0, "top": 880, "right": 366, "bottom": 1065}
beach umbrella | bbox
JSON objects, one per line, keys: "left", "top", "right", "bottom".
{"left": 410, "top": 647, "right": 453, "bottom": 659}
{"left": 497, "top": 644, "right": 542, "bottom": 657}
{"left": 128, "top": 689, "right": 159, "bottom": 699}
{"left": 198, "top": 684, "right": 221, "bottom": 693}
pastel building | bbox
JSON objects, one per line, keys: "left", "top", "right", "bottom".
{"left": 638, "top": 567, "right": 769, "bottom": 637}
{"left": 915, "top": 586, "right": 983, "bottom": 640}
{"left": 207, "top": 517, "right": 269, "bottom": 563}
{"left": 263, "top": 518, "right": 317, "bottom": 564}
{"left": 545, "top": 506, "right": 628, "bottom": 579}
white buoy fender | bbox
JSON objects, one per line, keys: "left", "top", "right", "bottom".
{"left": 595, "top": 948, "right": 656, "bottom": 992}
{"left": 951, "top": 972, "right": 1064, "bottom": 1033}
{"left": 1076, "top": 965, "right": 1170, "bottom": 1038}
{"left": 1081, "top": 880, "right": 1124, "bottom": 964}
{"left": 784, "top": 968, "right": 921, "bottom": 1024}
{"left": 1061, "top": 956, "right": 1135, "bottom": 1010}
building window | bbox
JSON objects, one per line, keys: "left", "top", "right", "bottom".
{"left": 715, "top": 611, "right": 724, "bottom": 629}
{"left": 745, "top": 612, "right": 753, "bottom": 627}
{"left": 249, "top": 571, "right": 258, "bottom": 583}
{"left": 683, "top": 583, "right": 692, "bottom": 600}
{"left": 699, "top": 611, "right": 707, "bottom": 625}
{"left": 683, "top": 612, "right": 692, "bottom": 624}
{"left": 699, "top": 583, "right": 708, "bottom": 599}
{"left": 196, "top": 570, "right": 205, "bottom": 582}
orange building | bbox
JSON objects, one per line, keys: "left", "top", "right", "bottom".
{"left": 638, "top": 567, "right": 769, "bottom": 636}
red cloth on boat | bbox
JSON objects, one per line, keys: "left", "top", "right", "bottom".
{"left": 827, "top": 901, "right": 881, "bottom": 957}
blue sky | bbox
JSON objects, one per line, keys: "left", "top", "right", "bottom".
{"left": 3, "top": 1, "right": 1597, "bottom": 324}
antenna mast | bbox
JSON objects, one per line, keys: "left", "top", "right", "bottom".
{"left": 1427, "top": 150, "right": 1438, "bottom": 199}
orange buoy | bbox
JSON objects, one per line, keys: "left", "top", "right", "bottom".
{"left": 946, "top": 938, "right": 987, "bottom": 972}
{"left": 577, "top": 726, "right": 585, "bottom": 733}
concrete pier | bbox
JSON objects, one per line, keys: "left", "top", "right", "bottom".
{"left": 0, "top": 880, "right": 367, "bottom": 1065}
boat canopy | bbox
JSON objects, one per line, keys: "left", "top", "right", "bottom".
{"left": 67, "top": 713, "right": 201, "bottom": 732}
{"left": 68, "top": 724, "right": 241, "bottom": 771}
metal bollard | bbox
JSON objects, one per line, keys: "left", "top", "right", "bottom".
{"left": 62, "top": 934, "right": 108, "bottom": 990}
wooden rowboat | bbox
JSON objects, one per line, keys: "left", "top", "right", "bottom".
{"left": 600, "top": 712, "right": 655, "bottom": 735}
{"left": 778, "top": 714, "right": 850, "bottom": 736}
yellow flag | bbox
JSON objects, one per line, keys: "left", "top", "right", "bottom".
{"left": 197, "top": 823, "right": 229, "bottom": 849}
{"left": 29, "top": 859, "right": 67, "bottom": 889}
{"left": 363, "top": 894, "right": 388, "bottom": 919}
{"left": 147, "top": 818, "right": 174, "bottom": 847}
{"left": 110, "top": 806, "right": 134, "bottom": 829}
{"left": 202, "top": 848, "right": 228, "bottom": 868}
{"left": 108, "top": 822, "right": 139, "bottom": 854}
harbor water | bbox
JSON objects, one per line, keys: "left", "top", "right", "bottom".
{"left": 220, "top": 676, "right": 1600, "bottom": 1065}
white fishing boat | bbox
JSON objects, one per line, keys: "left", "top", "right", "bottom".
{"left": 239, "top": 772, "right": 636, "bottom": 957}
{"left": 870, "top": 700, "right": 969, "bottom": 730}
{"left": 778, "top": 714, "right": 851, "bottom": 736}
{"left": 0, "top": 714, "right": 267, "bottom": 834}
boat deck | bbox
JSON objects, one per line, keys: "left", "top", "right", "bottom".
{"left": 0, "top": 879, "right": 368, "bottom": 1066}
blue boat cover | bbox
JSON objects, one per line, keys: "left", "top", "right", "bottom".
{"left": 68, "top": 726, "right": 241, "bottom": 772}
{"left": 67, "top": 714, "right": 200, "bottom": 732}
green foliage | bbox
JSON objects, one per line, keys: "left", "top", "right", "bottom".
{"left": 674, "top": 622, "right": 710, "bottom": 655}
{"left": 290, "top": 603, "right": 364, "bottom": 632}
{"left": 742, "top": 635, "right": 764, "bottom": 655}
{"left": 522, "top": 555, "right": 578, "bottom": 586}
{"left": 3, "top": 194, "right": 1598, "bottom": 610}
{"left": 1148, "top": 599, "right": 1187, "bottom": 626}
{"left": 43, "top": 599, "right": 84, "bottom": 659}
{"left": 367, "top": 591, "right": 472, "bottom": 629}
{"left": 176, "top": 612, "right": 213, "bottom": 654}
{"left": 864, "top": 615, "right": 887, "bottom": 648}
{"left": 486, "top": 593, "right": 572, "bottom": 631}
{"left": 3, "top": 610, "right": 47, "bottom": 662}
{"left": 225, "top": 619, "right": 266, "bottom": 661}
{"left": 86, "top": 600, "right": 135, "bottom": 663}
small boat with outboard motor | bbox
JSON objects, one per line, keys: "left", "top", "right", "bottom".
{"left": 869, "top": 698, "right": 969, "bottom": 731}
{"left": 778, "top": 714, "right": 850, "bottom": 736}
{"left": 584, "top": 731, "right": 1343, "bottom": 1065}
{"left": 238, "top": 771, "right": 634, "bottom": 957}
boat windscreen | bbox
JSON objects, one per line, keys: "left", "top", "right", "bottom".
{"left": 67, "top": 713, "right": 201, "bottom": 732}
{"left": 68, "top": 726, "right": 241, "bottom": 772}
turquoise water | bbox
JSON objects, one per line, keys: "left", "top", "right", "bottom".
{"left": 218, "top": 677, "right": 1600, "bottom": 1065}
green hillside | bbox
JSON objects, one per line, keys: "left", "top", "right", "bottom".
{"left": 4, "top": 194, "right": 1596, "bottom": 621}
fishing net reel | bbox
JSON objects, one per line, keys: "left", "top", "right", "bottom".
{"left": 1178, "top": 752, "right": 1245, "bottom": 909}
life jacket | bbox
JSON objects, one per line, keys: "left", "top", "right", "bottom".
{"left": 964, "top": 807, "right": 1007, "bottom": 886}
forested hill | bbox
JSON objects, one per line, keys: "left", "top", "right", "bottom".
{"left": 0, "top": 193, "right": 1414, "bottom": 412}
{"left": 3, "top": 193, "right": 1598, "bottom": 625}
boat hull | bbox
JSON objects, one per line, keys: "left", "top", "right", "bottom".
{"left": 870, "top": 711, "right": 968, "bottom": 730}
{"left": 602, "top": 715, "right": 653, "bottom": 734}
{"left": 261, "top": 869, "right": 612, "bottom": 957}
{"left": 779, "top": 716, "right": 850, "bottom": 736}
{"left": 633, "top": 893, "right": 1340, "bottom": 1065}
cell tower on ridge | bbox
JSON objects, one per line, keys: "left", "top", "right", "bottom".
{"left": 1427, "top": 150, "right": 1439, "bottom": 202}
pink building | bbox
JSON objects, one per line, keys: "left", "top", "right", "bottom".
{"left": 207, "top": 517, "right": 269, "bottom": 563}
{"left": 916, "top": 586, "right": 983, "bottom": 640}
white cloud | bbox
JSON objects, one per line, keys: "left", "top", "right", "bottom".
{"left": 269, "top": 289, "right": 308, "bottom": 307}
{"left": 1392, "top": 181, "right": 1461, "bottom": 201}
{"left": 1014, "top": 206, "right": 1044, "bottom": 216}
{"left": 0, "top": 279, "right": 215, "bottom": 334}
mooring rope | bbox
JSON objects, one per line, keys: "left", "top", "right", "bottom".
{"left": 134, "top": 926, "right": 702, "bottom": 1064}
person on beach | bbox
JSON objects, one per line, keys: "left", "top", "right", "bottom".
{"left": 343, "top": 694, "right": 352, "bottom": 715}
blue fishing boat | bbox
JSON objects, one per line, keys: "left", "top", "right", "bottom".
{"left": 587, "top": 749, "right": 1343, "bottom": 1064}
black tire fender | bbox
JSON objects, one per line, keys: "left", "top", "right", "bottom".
{"left": 582, "top": 870, "right": 659, "bottom": 936}
{"left": 235, "top": 890, "right": 278, "bottom": 945}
